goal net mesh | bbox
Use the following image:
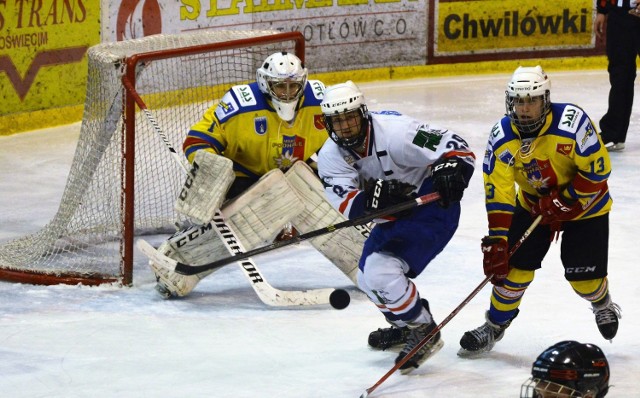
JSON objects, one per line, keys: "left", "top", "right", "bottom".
{"left": 0, "top": 30, "right": 302, "bottom": 285}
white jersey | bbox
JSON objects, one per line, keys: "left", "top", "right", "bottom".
{"left": 317, "top": 110, "right": 475, "bottom": 218}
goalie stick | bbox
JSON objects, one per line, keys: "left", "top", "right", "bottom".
{"left": 359, "top": 215, "right": 542, "bottom": 398}
{"left": 124, "top": 77, "right": 336, "bottom": 306}
{"left": 173, "top": 192, "right": 442, "bottom": 276}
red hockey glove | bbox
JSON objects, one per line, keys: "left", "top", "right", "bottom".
{"left": 531, "top": 190, "right": 581, "bottom": 225}
{"left": 481, "top": 236, "right": 509, "bottom": 286}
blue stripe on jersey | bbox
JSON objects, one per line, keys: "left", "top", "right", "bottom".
{"left": 486, "top": 202, "right": 515, "bottom": 212}
{"left": 184, "top": 144, "right": 212, "bottom": 159}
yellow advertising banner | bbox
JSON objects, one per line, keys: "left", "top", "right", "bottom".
{"left": 0, "top": 0, "right": 100, "bottom": 133}
{"left": 436, "top": 0, "right": 594, "bottom": 55}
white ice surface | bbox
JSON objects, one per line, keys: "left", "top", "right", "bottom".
{"left": 1, "top": 70, "right": 638, "bottom": 397}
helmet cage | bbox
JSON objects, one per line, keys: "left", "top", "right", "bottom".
{"left": 323, "top": 105, "right": 369, "bottom": 149}
{"left": 505, "top": 65, "right": 551, "bottom": 135}
{"left": 520, "top": 377, "right": 582, "bottom": 398}
{"left": 256, "top": 52, "right": 308, "bottom": 121}
{"left": 505, "top": 91, "right": 551, "bottom": 135}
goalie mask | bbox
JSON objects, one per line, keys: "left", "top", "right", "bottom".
{"left": 520, "top": 341, "right": 610, "bottom": 398}
{"left": 506, "top": 65, "right": 551, "bottom": 136}
{"left": 257, "top": 52, "right": 308, "bottom": 122}
{"left": 321, "top": 80, "right": 369, "bottom": 150}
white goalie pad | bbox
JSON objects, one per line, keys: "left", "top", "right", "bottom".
{"left": 150, "top": 223, "right": 229, "bottom": 297}
{"left": 150, "top": 168, "right": 305, "bottom": 297}
{"left": 221, "top": 168, "right": 305, "bottom": 249}
{"left": 175, "top": 151, "right": 235, "bottom": 224}
{"left": 285, "top": 162, "right": 367, "bottom": 284}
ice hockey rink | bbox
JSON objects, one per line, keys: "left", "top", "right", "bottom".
{"left": 1, "top": 69, "right": 638, "bottom": 397}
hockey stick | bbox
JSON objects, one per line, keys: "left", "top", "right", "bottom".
{"left": 359, "top": 215, "right": 542, "bottom": 398}
{"left": 124, "top": 78, "right": 336, "bottom": 306}
{"left": 173, "top": 192, "right": 442, "bottom": 276}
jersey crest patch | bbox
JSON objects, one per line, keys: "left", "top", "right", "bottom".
{"left": 523, "top": 158, "right": 556, "bottom": 193}
{"left": 276, "top": 135, "right": 306, "bottom": 169}
{"left": 254, "top": 117, "right": 267, "bottom": 135}
{"left": 232, "top": 85, "right": 257, "bottom": 107}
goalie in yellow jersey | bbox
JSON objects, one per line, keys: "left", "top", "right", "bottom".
{"left": 148, "top": 52, "right": 368, "bottom": 299}
{"left": 458, "top": 66, "right": 622, "bottom": 356}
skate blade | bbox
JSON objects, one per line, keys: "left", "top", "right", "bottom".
{"left": 399, "top": 338, "right": 444, "bottom": 375}
{"left": 457, "top": 346, "right": 490, "bottom": 359}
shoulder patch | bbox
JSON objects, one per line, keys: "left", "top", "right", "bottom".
{"left": 232, "top": 85, "right": 257, "bottom": 107}
{"left": 558, "top": 105, "right": 583, "bottom": 134}
{"left": 488, "top": 122, "right": 505, "bottom": 147}
{"left": 576, "top": 119, "right": 599, "bottom": 152}
{"left": 308, "top": 80, "right": 325, "bottom": 100}
{"left": 214, "top": 91, "right": 240, "bottom": 120}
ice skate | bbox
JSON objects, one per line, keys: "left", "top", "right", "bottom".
{"left": 592, "top": 295, "right": 622, "bottom": 340}
{"left": 458, "top": 310, "right": 518, "bottom": 358}
{"left": 368, "top": 325, "right": 410, "bottom": 351}
{"left": 395, "top": 299, "right": 444, "bottom": 374}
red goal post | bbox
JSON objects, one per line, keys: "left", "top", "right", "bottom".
{"left": 0, "top": 30, "right": 305, "bottom": 286}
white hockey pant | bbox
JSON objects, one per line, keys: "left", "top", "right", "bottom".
{"left": 357, "top": 252, "right": 432, "bottom": 327}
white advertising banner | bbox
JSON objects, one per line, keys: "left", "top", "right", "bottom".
{"left": 103, "top": 0, "right": 427, "bottom": 72}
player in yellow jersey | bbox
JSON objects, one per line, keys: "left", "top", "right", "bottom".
{"left": 458, "top": 66, "right": 622, "bottom": 356}
{"left": 183, "top": 51, "right": 327, "bottom": 198}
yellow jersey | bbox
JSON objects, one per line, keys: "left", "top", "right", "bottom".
{"left": 183, "top": 80, "right": 327, "bottom": 180}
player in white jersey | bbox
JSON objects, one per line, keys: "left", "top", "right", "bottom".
{"left": 317, "top": 81, "right": 476, "bottom": 372}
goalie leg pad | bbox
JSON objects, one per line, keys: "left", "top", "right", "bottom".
{"left": 150, "top": 223, "right": 229, "bottom": 297}
{"left": 175, "top": 151, "right": 235, "bottom": 224}
{"left": 285, "top": 162, "right": 367, "bottom": 284}
{"left": 221, "top": 168, "right": 305, "bottom": 249}
{"left": 151, "top": 168, "right": 305, "bottom": 297}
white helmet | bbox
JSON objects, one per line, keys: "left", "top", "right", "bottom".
{"left": 505, "top": 65, "right": 551, "bottom": 135}
{"left": 321, "top": 80, "right": 369, "bottom": 149}
{"left": 256, "top": 52, "right": 308, "bottom": 122}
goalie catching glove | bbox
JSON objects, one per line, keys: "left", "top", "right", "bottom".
{"left": 364, "top": 178, "right": 416, "bottom": 218}
{"left": 481, "top": 236, "right": 509, "bottom": 286}
{"left": 431, "top": 156, "right": 472, "bottom": 208}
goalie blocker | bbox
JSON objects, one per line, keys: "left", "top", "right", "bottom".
{"left": 149, "top": 161, "right": 366, "bottom": 298}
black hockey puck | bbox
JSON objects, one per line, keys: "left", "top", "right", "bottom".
{"left": 329, "top": 289, "right": 350, "bottom": 310}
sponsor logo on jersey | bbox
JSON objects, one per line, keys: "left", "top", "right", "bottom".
{"left": 577, "top": 121, "right": 598, "bottom": 151}
{"left": 254, "top": 117, "right": 267, "bottom": 135}
{"left": 558, "top": 105, "right": 583, "bottom": 134}
{"left": 232, "top": 85, "right": 257, "bottom": 107}
{"left": 310, "top": 80, "right": 325, "bottom": 99}
{"left": 314, "top": 114, "right": 326, "bottom": 130}
{"left": 556, "top": 143, "right": 573, "bottom": 156}
{"left": 215, "top": 95, "right": 239, "bottom": 120}
{"left": 489, "top": 122, "right": 505, "bottom": 146}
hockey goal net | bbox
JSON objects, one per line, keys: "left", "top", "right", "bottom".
{"left": 0, "top": 30, "right": 305, "bottom": 286}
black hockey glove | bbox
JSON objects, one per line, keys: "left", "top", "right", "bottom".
{"left": 364, "top": 178, "right": 416, "bottom": 217}
{"left": 431, "top": 157, "right": 469, "bottom": 208}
